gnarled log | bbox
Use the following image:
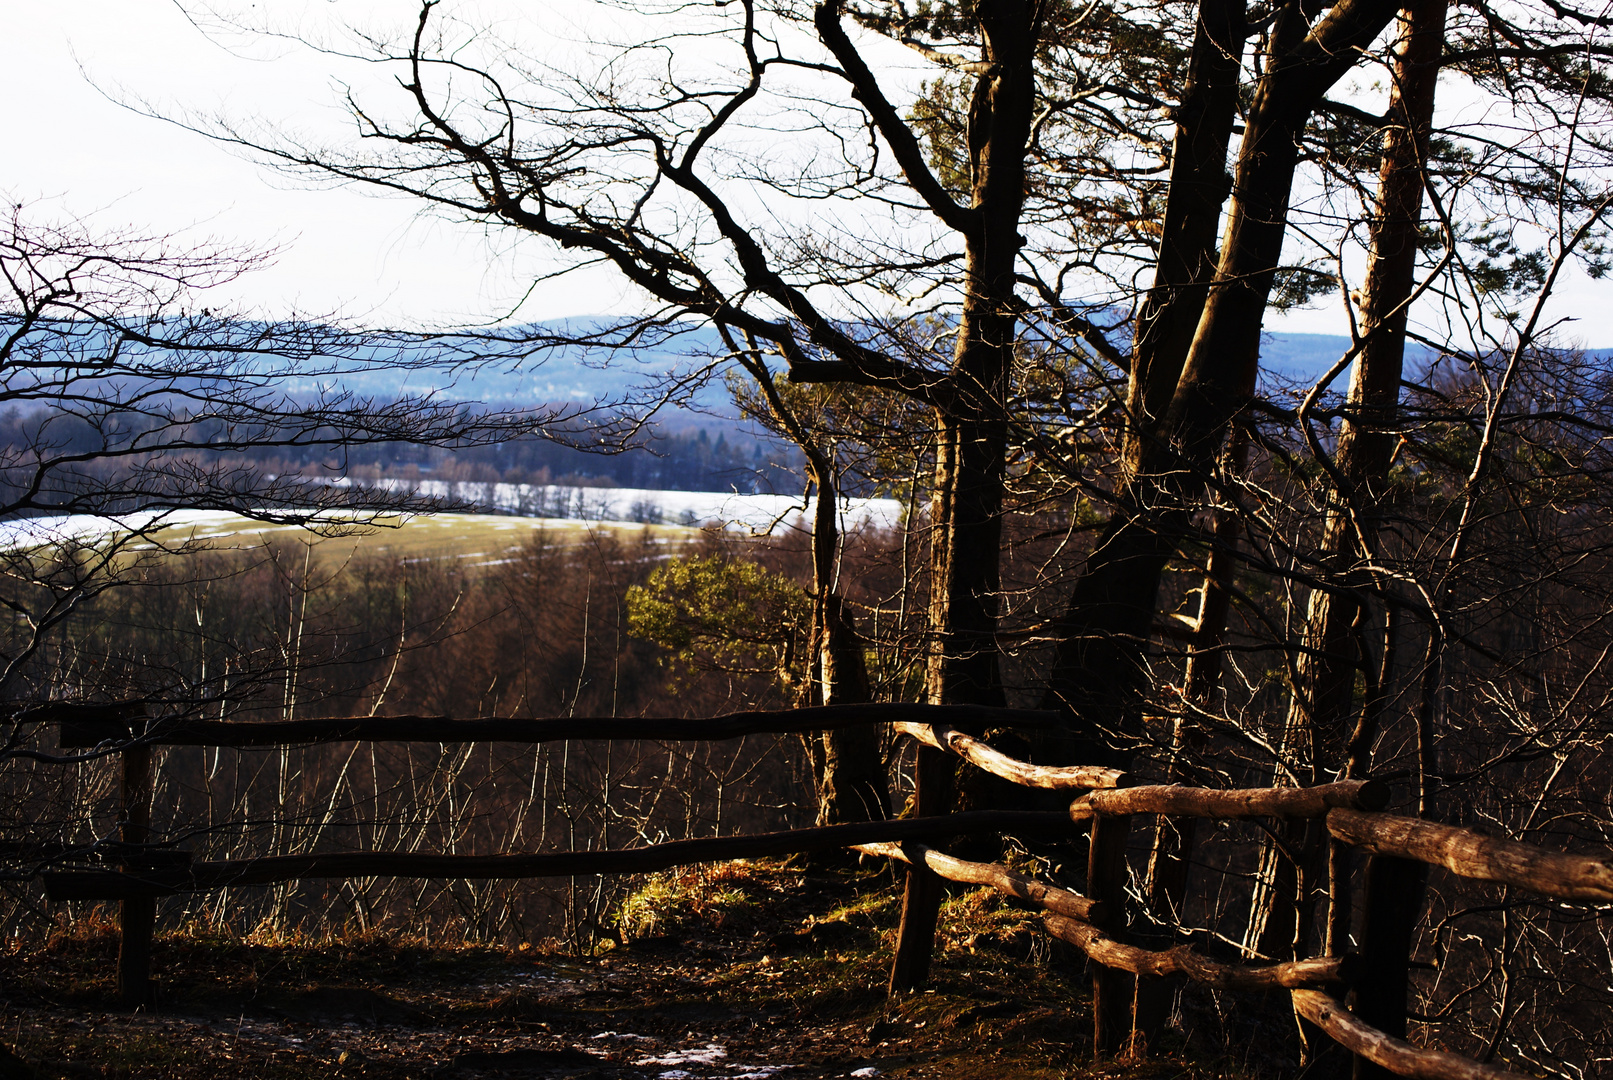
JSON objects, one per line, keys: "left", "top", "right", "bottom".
{"left": 1044, "top": 913, "right": 1352, "bottom": 990}
{"left": 853, "top": 841, "right": 1103, "bottom": 923}
{"left": 1292, "top": 990, "right": 1529, "bottom": 1080}
{"left": 892, "top": 722, "right": 1130, "bottom": 789}
{"left": 1071, "top": 780, "right": 1388, "bottom": 821}
{"left": 1326, "top": 809, "right": 1613, "bottom": 904}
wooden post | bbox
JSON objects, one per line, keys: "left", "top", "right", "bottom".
{"left": 117, "top": 743, "right": 155, "bottom": 1010}
{"left": 1088, "top": 811, "right": 1133, "bottom": 1057}
{"left": 1326, "top": 837, "right": 1353, "bottom": 958}
{"left": 888, "top": 745, "right": 952, "bottom": 993}
{"left": 1350, "top": 855, "right": 1426, "bottom": 1080}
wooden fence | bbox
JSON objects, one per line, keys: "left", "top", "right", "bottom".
{"left": 32, "top": 702, "right": 1613, "bottom": 1080}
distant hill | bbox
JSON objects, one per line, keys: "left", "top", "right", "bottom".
{"left": 281, "top": 319, "right": 734, "bottom": 410}
{"left": 297, "top": 319, "right": 1480, "bottom": 410}
{"left": 1257, "top": 331, "right": 1613, "bottom": 395}
{"left": 21, "top": 314, "right": 1606, "bottom": 422}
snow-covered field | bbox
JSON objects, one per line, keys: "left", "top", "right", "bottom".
{"left": 375, "top": 480, "right": 903, "bottom": 535}
{"left": 0, "top": 508, "right": 282, "bottom": 550}
{"left": 0, "top": 488, "right": 904, "bottom": 555}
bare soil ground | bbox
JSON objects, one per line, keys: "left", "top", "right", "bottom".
{"left": 0, "top": 862, "right": 1250, "bottom": 1080}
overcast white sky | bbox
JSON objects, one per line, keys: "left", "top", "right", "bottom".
{"left": 8, "top": 2, "right": 631, "bottom": 327}
{"left": 10, "top": 2, "right": 1612, "bottom": 345}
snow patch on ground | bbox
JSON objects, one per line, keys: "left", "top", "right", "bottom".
{"left": 0, "top": 507, "right": 367, "bottom": 550}
{"left": 636, "top": 1043, "right": 728, "bottom": 1066}
{"left": 635, "top": 1043, "right": 793, "bottom": 1079}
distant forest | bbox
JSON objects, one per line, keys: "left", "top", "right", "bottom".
{"left": 354, "top": 418, "right": 809, "bottom": 495}
{"left": 377, "top": 419, "right": 806, "bottom": 496}
{"left": 0, "top": 403, "right": 811, "bottom": 506}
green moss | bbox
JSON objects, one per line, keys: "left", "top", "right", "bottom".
{"left": 937, "top": 886, "right": 1043, "bottom": 958}
{"left": 615, "top": 860, "right": 795, "bottom": 941}
{"left": 820, "top": 889, "right": 900, "bottom": 928}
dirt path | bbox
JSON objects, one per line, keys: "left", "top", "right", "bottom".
{"left": 0, "top": 863, "right": 1210, "bottom": 1080}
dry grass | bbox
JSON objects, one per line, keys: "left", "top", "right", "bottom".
{"left": 128, "top": 512, "right": 697, "bottom": 567}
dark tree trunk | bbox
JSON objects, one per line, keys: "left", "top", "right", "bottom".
{"left": 1255, "top": 0, "right": 1446, "bottom": 971}
{"left": 725, "top": 328, "right": 889, "bottom": 828}
{"left": 1042, "top": 0, "right": 1405, "bottom": 747}
{"left": 891, "top": 0, "right": 1039, "bottom": 992}
{"left": 1124, "top": 0, "right": 1250, "bottom": 481}
{"left": 816, "top": 595, "right": 890, "bottom": 825}
{"left": 1287, "top": 0, "right": 1447, "bottom": 775}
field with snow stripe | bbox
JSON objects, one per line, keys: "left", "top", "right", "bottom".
{"left": 0, "top": 489, "right": 904, "bottom": 565}
{"left": 372, "top": 481, "right": 904, "bottom": 535}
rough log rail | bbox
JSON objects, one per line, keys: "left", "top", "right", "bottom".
{"left": 1292, "top": 991, "right": 1531, "bottom": 1080}
{"left": 890, "top": 721, "right": 1130, "bottom": 790}
{"left": 1070, "top": 779, "right": 1388, "bottom": 821}
{"left": 53, "top": 703, "right": 1061, "bottom": 749}
{"left": 849, "top": 842, "right": 1358, "bottom": 991}
{"left": 1328, "top": 808, "right": 1613, "bottom": 903}
{"left": 850, "top": 840, "right": 1105, "bottom": 923}
{"left": 851, "top": 768, "right": 1609, "bottom": 1078}
{"left": 43, "top": 811, "right": 1077, "bottom": 901}
{"left": 30, "top": 701, "right": 1613, "bottom": 1080}
{"left": 1044, "top": 913, "right": 1353, "bottom": 990}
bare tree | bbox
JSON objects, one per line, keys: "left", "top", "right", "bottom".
{"left": 144, "top": 2, "right": 1613, "bottom": 1052}
{"left": 0, "top": 199, "right": 614, "bottom": 860}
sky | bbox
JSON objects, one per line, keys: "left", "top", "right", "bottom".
{"left": 9, "top": 2, "right": 626, "bottom": 327}
{"left": 10, "top": 2, "right": 1612, "bottom": 346}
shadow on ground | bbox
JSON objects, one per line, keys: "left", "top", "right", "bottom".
{"left": 0, "top": 860, "right": 1269, "bottom": 1080}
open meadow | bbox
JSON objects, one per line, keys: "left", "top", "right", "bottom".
{"left": 113, "top": 510, "right": 696, "bottom": 569}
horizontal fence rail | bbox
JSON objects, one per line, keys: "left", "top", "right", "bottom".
{"left": 1291, "top": 990, "right": 1529, "bottom": 1080}
{"left": 891, "top": 721, "right": 1130, "bottom": 789}
{"left": 43, "top": 811, "right": 1077, "bottom": 901}
{"left": 1327, "top": 807, "right": 1613, "bottom": 903}
{"left": 27, "top": 701, "right": 1613, "bottom": 1080}
{"left": 52, "top": 702, "right": 1062, "bottom": 749}
{"left": 1043, "top": 913, "right": 1353, "bottom": 991}
{"left": 1070, "top": 779, "right": 1388, "bottom": 820}
{"left": 851, "top": 840, "right": 1105, "bottom": 923}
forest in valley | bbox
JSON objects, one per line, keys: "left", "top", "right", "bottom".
{"left": 5, "top": 0, "right": 1613, "bottom": 1076}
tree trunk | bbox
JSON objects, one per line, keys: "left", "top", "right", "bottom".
{"left": 1286, "top": 0, "right": 1447, "bottom": 773}
{"left": 118, "top": 744, "right": 156, "bottom": 1010}
{"left": 726, "top": 327, "right": 889, "bottom": 828}
{"left": 1253, "top": 0, "right": 1447, "bottom": 978}
{"left": 891, "top": 0, "right": 1038, "bottom": 991}
{"left": 808, "top": 459, "right": 888, "bottom": 826}
{"left": 1124, "top": 0, "right": 1249, "bottom": 481}
{"left": 1137, "top": 465, "right": 1244, "bottom": 1046}
{"left": 1043, "top": 0, "right": 1405, "bottom": 746}
{"left": 817, "top": 594, "right": 890, "bottom": 825}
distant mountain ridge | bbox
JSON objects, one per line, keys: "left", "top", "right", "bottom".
{"left": 302, "top": 319, "right": 1525, "bottom": 409}
{"left": 1257, "top": 331, "right": 1613, "bottom": 394}
{"left": 24, "top": 314, "right": 1604, "bottom": 412}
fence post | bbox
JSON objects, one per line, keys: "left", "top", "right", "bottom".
{"left": 1088, "top": 810, "right": 1133, "bottom": 1057}
{"left": 888, "top": 744, "right": 952, "bottom": 993}
{"left": 117, "top": 741, "right": 155, "bottom": 1010}
{"left": 1350, "top": 854, "right": 1425, "bottom": 1080}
